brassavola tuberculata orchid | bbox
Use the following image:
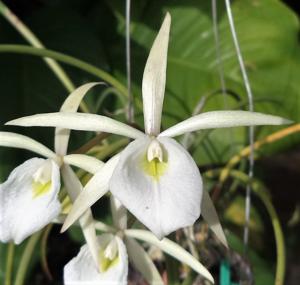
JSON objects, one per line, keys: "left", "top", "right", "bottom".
{"left": 64, "top": 233, "right": 128, "bottom": 285}
{"left": 0, "top": 134, "right": 61, "bottom": 244}
{"left": 6, "top": 13, "right": 291, "bottom": 241}
{"left": 0, "top": 84, "right": 108, "bottom": 267}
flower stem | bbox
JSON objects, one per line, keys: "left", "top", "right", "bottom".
{"left": 5, "top": 242, "right": 15, "bottom": 285}
{"left": 15, "top": 231, "right": 42, "bottom": 285}
{"left": 0, "top": 1, "right": 90, "bottom": 113}
{"left": 94, "top": 138, "right": 129, "bottom": 160}
{"left": 40, "top": 224, "right": 53, "bottom": 281}
{"left": 220, "top": 123, "right": 300, "bottom": 184}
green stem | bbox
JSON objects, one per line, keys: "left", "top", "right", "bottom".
{"left": 0, "top": 2, "right": 90, "bottom": 113}
{"left": 76, "top": 138, "right": 129, "bottom": 179}
{"left": 231, "top": 171, "right": 286, "bottom": 285}
{"left": 40, "top": 224, "right": 53, "bottom": 281}
{"left": 261, "top": 191, "right": 285, "bottom": 285}
{"left": 93, "top": 138, "right": 129, "bottom": 160}
{"left": 14, "top": 231, "right": 42, "bottom": 285}
{"left": 5, "top": 243, "right": 15, "bottom": 285}
{"left": 0, "top": 44, "right": 131, "bottom": 102}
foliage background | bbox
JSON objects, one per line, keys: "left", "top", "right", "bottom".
{"left": 0, "top": 0, "right": 300, "bottom": 284}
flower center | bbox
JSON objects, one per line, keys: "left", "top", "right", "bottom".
{"left": 142, "top": 139, "right": 168, "bottom": 180}
{"left": 98, "top": 238, "right": 119, "bottom": 272}
{"left": 31, "top": 160, "right": 53, "bottom": 198}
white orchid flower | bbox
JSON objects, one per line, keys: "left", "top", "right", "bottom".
{"left": 64, "top": 233, "right": 128, "bottom": 285}
{"left": 0, "top": 83, "right": 103, "bottom": 249}
{"left": 6, "top": 13, "right": 291, "bottom": 240}
{"left": 0, "top": 132, "right": 62, "bottom": 244}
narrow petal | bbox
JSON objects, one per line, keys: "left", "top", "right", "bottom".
{"left": 110, "top": 197, "right": 127, "bottom": 230}
{"left": 0, "top": 158, "right": 60, "bottom": 244}
{"left": 94, "top": 221, "right": 116, "bottom": 233}
{"left": 61, "top": 165, "right": 99, "bottom": 266}
{"left": 125, "top": 237, "right": 163, "bottom": 285}
{"left": 63, "top": 154, "right": 104, "bottom": 174}
{"left": 0, "top": 132, "right": 56, "bottom": 160}
{"left": 110, "top": 137, "right": 202, "bottom": 239}
{"left": 64, "top": 234, "right": 128, "bottom": 285}
{"left": 61, "top": 154, "right": 120, "bottom": 232}
{"left": 125, "top": 229, "right": 214, "bottom": 284}
{"left": 160, "top": 110, "right": 292, "bottom": 137}
{"left": 55, "top": 82, "right": 103, "bottom": 155}
{"left": 142, "top": 13, "right": 171, "bottom": 135}
{"left": 201, "top": 190, "right": 228, "bottom": 248}
{"left": 6, "top": 112, "right": 145, "bottom": 140}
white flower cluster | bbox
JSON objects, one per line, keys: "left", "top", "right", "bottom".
{"left": 0, "top": 13, "right": 290, "bottom": 284}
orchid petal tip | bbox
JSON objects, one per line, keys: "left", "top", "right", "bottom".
{"left": 165, "top": 11, "right": 171, "bottom": 21}
{"left": 5, "top": 118, "right": 26, "bottom": 126}
{"left": 60, "top": 223, "right": 69, "bottom": 233}
{"left": 283, "top": 118, "right": 293, "bottom": 124}
{"left": 5, "top": 120, "right": 13, "bottom": 125}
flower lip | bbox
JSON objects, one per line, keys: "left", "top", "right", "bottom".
{"left": 0, "top": 158, "right": 61, "bottom": 244}
{"left": 142, "top": 137, "right": 168, "bottom": 181}
{"left": 99, "top": 236, "right": 120, "bottom": 272}
{"left": 110, "top": 136, "right": 202, "bottom": 239}
{"left": 64, "top": 234, "right": 128, "bottom": 284}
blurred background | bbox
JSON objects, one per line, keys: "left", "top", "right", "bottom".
{"left": 0, "top": 0, "right": 300, "bottom": 284}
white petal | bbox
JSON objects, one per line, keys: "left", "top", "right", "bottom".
{"left": 55, "top": 82, "right": 102, "bottom": 155}
{"left": 160, "top": 110, "right": 292, "bottom": 137}
{"left": 142, "top": 13, "right": 171, "bottom": 135}
{"left": 201, "top": 190, "right": 228, "bottom": 248}
{"left": 6, "top": 112, "right": 145, "bottom": 140}
{"left": 63, "top": 154, "right": 104, "bottom": 174}
{"left": 64, "top": 234, "right": 128, "bottom": 285}
{"left": 94, "top": 221, "right": 116, "bottom": 233}
{"left": 0, "top": 158, "right": 60, "bottom": 244}
{"left": 125, "top": 237, "right": 163, "bottom": 285}
{"left": 110, "top": 137, "right": 202, "bottom": 239}
{"left": 0, "top": 132, "right": 56, "bottom": 159}
{"left": 61, "top": 154, "right": 120, "bottom": 232}
{"left": 110, "top": 197, "right": 127, "bottom": 230}
{"left": 125, "top": 229, "right": 214, "bottom": 284}
{"left": 61, "top": 165, "right": 99, "bottom": 266}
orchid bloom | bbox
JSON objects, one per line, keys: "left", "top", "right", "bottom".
{"left": 6, "top": 13, "right": 291, "bottom": 240}
{"left": 0, "top": 132, "right": 61, "bottom": 244}
{"left": 64, "top": 233, "right": 128, "bottom": 285}
{"left": 0, "top": 83, "right": 102, "bottom": 250}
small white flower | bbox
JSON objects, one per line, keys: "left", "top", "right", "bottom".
{"left": 0, "top": 132, "right": 62, "bottom": 244}
{"left": 0, "top": 84, "right": 104, "bottom": 245}
{"left": 6, "top": 13, "right": 291, "bottom": 240}
{"left": 64, "top": 234, "right": 128, "bottom": 285}
{"left": 0, "top": 157, "right": 60, "bottom": 244}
